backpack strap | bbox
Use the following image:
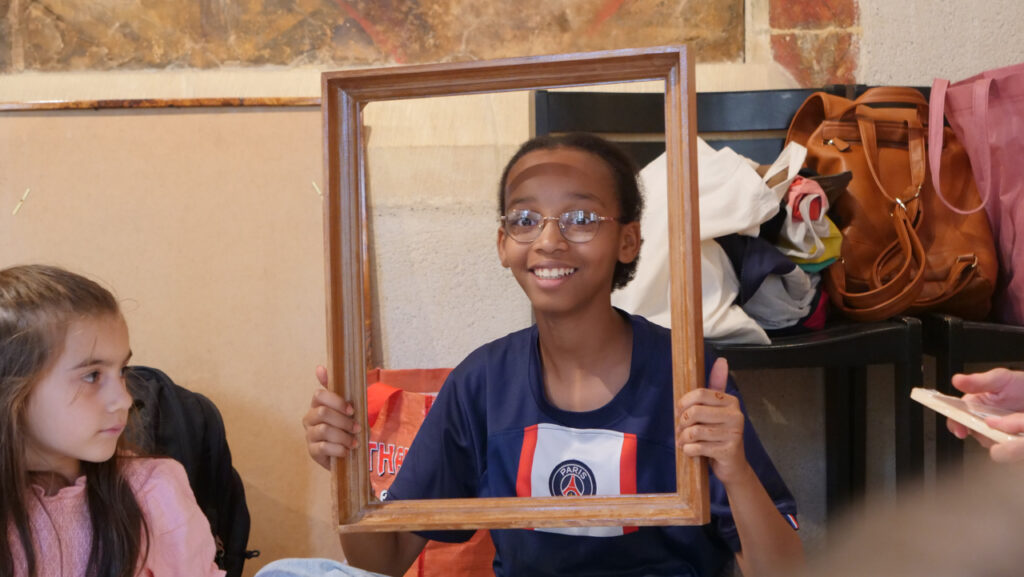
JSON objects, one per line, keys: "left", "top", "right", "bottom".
{"left": 821, "top": 106, "right": 930, "bottom": 320}
{"left": 786, "top": 91, "right": 858, "bottom": 146}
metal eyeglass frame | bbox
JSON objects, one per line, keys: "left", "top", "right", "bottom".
{"left": 499, "top": 209, "right": 618, "bottom": 243}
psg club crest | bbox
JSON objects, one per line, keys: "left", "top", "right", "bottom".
{"left": 548, "top": 459, "right": 597, "bottom": 496}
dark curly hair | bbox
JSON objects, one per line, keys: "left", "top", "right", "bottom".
{"left": 498, "top": 132, "right": 644, "bottom": 290}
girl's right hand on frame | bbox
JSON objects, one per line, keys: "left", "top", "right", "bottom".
{"left": 303, "top": 365, "right": 361, "bottom": 471}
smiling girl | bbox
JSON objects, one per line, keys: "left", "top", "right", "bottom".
{"left": 292, "top": 133, "right": 803, "bottom": 577}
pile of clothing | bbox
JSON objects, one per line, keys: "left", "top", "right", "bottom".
{"left": 612, "top": 139, "right": 843, "bottom": 345}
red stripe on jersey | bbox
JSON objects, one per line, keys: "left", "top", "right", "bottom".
{"left": 517, "top": 425, "right": 539, "bottom": 497}
{"left": 619, "top": 432, "right": 637, "bottom": 495}
{"left": 620, "top": 432, "right": 638, "bottom": 533}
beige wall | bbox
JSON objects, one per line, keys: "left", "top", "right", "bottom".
{"left": 1, "top": 106, "right": 338, "bottom": 566}
{"left": 2, "top": 1, "right": 1022, "bottom": 574}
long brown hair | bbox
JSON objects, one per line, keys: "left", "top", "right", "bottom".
{"left": 0, "top": 264, "right": 148, "bottom": 577}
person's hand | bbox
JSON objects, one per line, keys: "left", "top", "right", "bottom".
{"left": 303, "top": 365, "right": 361, "bottom": 471}
{"left": 677, "top": 357, "right": 751, "bottom": 484}
{"left": 948, "top": 368, "right": 1024, "bottom": 462}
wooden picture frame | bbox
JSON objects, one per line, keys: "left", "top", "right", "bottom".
{"left": 322, "top": 45, "right": 706, "bottom": 532}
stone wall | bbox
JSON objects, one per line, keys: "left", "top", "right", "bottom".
{"left": 1, "top": 0, "right": 874, "bottom": 92}
{"left": 770, "top": 0, "right": 858, "bottom": 85}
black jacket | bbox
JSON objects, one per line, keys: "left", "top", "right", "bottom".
{"left": 126, "top": 366, "right": 256, "bottom": 577}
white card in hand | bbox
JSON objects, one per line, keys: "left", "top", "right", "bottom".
{"left": 911, "top": 387, "right": 1022, "bottom": 444}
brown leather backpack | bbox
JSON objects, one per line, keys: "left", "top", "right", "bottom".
{"left": 786, "top": 87, "right": 997, "bottom": 321}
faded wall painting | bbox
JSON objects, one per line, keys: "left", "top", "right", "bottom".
{"left": 1, "top": 0, "right": 742, "bottom": 72}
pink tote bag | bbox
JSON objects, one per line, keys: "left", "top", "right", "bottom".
{"left": 930, "top": 62, "right": 1024, "bottom": 324}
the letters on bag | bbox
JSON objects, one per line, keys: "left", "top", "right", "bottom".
{"left": 365, "top": 369, "right": 496, "bottom": 577}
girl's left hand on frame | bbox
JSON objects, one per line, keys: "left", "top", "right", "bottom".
{"left": 677, "top": 357, "right": 752, "bottom": 485}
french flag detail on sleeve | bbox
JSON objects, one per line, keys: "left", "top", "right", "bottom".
{"left": 516, "top": 423, "right": 638, "bottom": 536}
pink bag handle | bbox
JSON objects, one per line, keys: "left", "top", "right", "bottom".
{"left": 928, "top": 77, "right": 990, "bottom": 214}
{"left": 972, "top": 78, "right": 994, "bottom": 202}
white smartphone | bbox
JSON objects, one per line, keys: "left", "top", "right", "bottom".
{"left": 911, "top": 387, "right": 1023, "bottom": 444}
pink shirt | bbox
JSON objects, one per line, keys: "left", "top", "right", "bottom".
{"left": 11, "top": 458, "right": 225, "bottom": 577}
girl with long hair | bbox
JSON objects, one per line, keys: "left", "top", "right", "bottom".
{"left": 0, "top": 264, "right": 223, "bottom": 577}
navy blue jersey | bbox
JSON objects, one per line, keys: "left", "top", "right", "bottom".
{"left": 386, "top": 311, "right": 797, "bottom": 577}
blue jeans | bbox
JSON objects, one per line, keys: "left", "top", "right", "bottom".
{"left": 254, "top": 558, "right": 388, "bottom": 577}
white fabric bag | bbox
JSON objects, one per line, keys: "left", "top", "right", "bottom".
{"left": 697, "top": 138, "right": 804, "bottom": 239}
{"left": 613, "top": 139, "right": 806, "bottom": 344}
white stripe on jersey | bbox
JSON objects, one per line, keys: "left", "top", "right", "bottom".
{"left": 519, "top": 423, "right": 638, "bottom": 537}
{"left": 527, "top": 423, "right": 631, "bottom": 497}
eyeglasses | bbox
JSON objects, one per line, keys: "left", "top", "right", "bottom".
{"left": 499, "top": 209, "right": 618, "bottom": 244}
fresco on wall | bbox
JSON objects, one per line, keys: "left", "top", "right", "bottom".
{"left": 1, "top": 0, "right": 742, "bottom": 72}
